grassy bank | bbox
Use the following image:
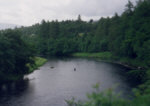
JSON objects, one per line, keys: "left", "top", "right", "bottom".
{"left": 12, "top": 57, "right": 47, "bottom": 80}
{"left": 27, "top": 57, "right": 48, "bottom": 73}
{"left": 72, "top": 52, "right": 148, "bottom": 70}
{"left": 72, "top": 52, "right": 113, "bottom": 60}
{"left": 72, "top": 52, "right": 148, "bottom": 83}
{"left": 72, "top": 52, "right": 132, "bottom": 68}
{"left": 0, "top": 57, "right": 47, "bottom": 84}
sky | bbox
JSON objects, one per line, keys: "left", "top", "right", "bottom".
{"left": 0, "top": 0, "right": 137, "bottom": 26}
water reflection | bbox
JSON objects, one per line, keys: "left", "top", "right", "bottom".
{"left": 0, "top": 79, "right": 29, "bottom": 95}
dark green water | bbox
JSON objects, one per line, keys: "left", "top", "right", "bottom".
{"left": 0, "top": 58, "right": 133, "bottom": 106}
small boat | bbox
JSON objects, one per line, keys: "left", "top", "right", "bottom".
{"left": 50, "top": 66, "right": 54, "bottom": 69}
{"left": 74, "top": 68, "right": 76, "bottom": 71}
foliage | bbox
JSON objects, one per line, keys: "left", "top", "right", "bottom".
{"left": 0, "top": 30, "right": 34, "bottom": 83}
{"left": 127, "top": 70, "right": 146, "bottom": 85}
{"left": 66, "top": 84, "right": 150, "bottom": 106}
{"left": 16, "top": 0, "right": 150, "bottom": 69}
{"left": 72, "top": 52, "right": 112, "bottom": 60}
{"left": 26, "top": 57, "right": 47, "bottom": 73}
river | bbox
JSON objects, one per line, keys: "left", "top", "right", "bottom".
{"left": 0, "top": 58, "right": 133, "bottom": 106}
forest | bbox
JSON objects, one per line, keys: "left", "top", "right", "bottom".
{"left": 0, "top": 0, "right": 150, "bottom": 105}
{"left": 18, "top": 0, "right": 150, "bottom": 69}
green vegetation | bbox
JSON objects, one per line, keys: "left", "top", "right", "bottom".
{"left": 72, "top": 52, "right": 113, "bottom": 60}
{"left": 66, "top": 84, "right": 150, "bottom": 106}
{"left": 0, "top": 29, "right": 35, "bottom": 83}
{"left": 27, "top": 57, "right": 47, "bottom": 73}
{"left": 0, "top": 29, "right": 47, "bottom": 83}
{"left": 17, "top": 0, "right": 150, "bottom": 71}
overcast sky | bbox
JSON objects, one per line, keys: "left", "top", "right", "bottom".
{"left": 0, "top": 0, "right": 137, "bottom": 26}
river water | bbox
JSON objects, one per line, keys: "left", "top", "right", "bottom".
{"left": 0, "top": 58, "right": 133, "bottom": 106}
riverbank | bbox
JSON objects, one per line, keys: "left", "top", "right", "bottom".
{"left": 0, "top": 57, "right": 47, "bottom": 84}
{"left": 73, "top": 52, "right": 150, "bottom": 70}
{"left": 70, "top": 52, "right": 150, "bottom": 106}
{"left": 72, "top": 52, "right": 150, "bottom": 86}
{"left": 72, "top": 52, "right": 141, "bottom": 70}
{"left": 72, "top": 52, "right": 113, "bottom": 60}
{"left": 27, "top": 57, "right": 48, "bottom": 73}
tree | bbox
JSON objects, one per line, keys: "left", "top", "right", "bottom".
{"left": 77, "top": 14, "right": 82, "bottom": 21}
{"left": 125, "top": 0, "right": 134, "bottom": 15}
{"left": 0, "top": 30, "right": 34, "bottom": 82}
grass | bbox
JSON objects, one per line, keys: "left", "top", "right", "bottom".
{"left": 72, "top": 52, "right": 149, "bottom": 70}
{"left": 72, "top": 52, "right": 113, "bottom": 60}
{"left": 27, "top": 57, "right": 48, "bottom": 73}
{"left": 0, "top": 57, "right": 47, "bottom": 83}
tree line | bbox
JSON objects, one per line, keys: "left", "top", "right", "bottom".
{"left": 19, "top": 0, "right": 150, "bottom": 68}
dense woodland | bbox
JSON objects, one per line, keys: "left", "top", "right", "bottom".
{"left": 18, "top": 0, "right": 150, "bottom": 68}
{"left": 0, "top": 30, "right": 35, "bottom": 82}
{"left": 0, "top": 0, "right": 150, "bottom": 105}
